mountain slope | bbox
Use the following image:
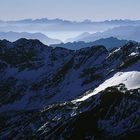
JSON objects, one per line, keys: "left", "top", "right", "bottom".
{"left": 74, "top": 71, "right": 140, "bottom": 102}
{"left": 45, "top": 85, "right": 140, "bottom": 140}
{"left": 0, "top": 39, "right": 140, "bottom": 139}
{"left": 1, "top": 85, "right": 140, "bottom": 140}
{"left": 0, "top": 39, "right": 139, "bottom": 112}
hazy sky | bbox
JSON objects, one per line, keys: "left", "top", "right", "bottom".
{"left": 0, "top": 0, "right": 140, "bottom": 21}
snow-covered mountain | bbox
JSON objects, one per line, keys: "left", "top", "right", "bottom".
{"left": 0, "top": 38, "right": 140, "bottom": 139}
{"left": 74, "top": 71, "right": 140, "bottom": 102}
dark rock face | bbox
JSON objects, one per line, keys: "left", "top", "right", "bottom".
{"left": 1, "top": 85, "right": 139, "bottom": 140}
{"left": 45, "top": 86, "right": 140, "bottom": 140}
{"left": 0, "top": 39, "right": 140, "bottom": 139}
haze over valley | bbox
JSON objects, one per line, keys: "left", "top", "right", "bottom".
{"left": 1, "top": 18, "right": 140, "bottom": 43}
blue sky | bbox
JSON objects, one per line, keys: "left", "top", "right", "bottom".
{"left": 0, "top": 0, "right": 140, "bottom": 21}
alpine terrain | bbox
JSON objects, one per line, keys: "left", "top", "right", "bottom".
{"left": 0, "top": 38, "right": 140, "bottom": 140}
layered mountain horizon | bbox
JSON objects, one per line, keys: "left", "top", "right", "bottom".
{"left": 1, "top": 17, "right": 140, "bottom": 23}
{"left": 52, "top": 37, "right": 128, "bottom": 50}
{"left": 0, "top": 31, "right": 62, "bottom": 45}
{"left": 1, "top": 18, "right": 140, "bottom": 42}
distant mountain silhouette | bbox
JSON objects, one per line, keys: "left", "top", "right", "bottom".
{"left": 2, "top": 18, "right": 140, "bottom": 25}
{"left": 52, "top": 37, "right": 128, "bottom": 50}
{"left": 1, "top": 19, "right": 140, "bottom": 33}
{"left": 91, "top": 37, "right": 128, "bottom": 48}
{"left": 0, "top": 31, "right": 61, "bottom": 45}
{"left": 69, "top": 26, "right": 140, "bottom": 42}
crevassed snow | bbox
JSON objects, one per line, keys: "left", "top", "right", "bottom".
{"left": 73, "top": 71, "right": 140, "bottom": 102}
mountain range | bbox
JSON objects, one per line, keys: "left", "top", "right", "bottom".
{"left": 0, "top": 31, "right": 61, "bottom": 45}
{"left": 52, "top": 37, "right": 128, "bottom": 50}
{"left": 1, "top": 18, "right": 140, "bottom": 25}
{"left": 1, "top": 18, "right": 140, "bottom": 43}
{"left": 0, "top": 38, "right": 140, "bottom": 139}
{"left": 68, "top": 26, "right": 140, "bottom": 42}
{"left": 1, "top": 18, "right": 140, "bottom": 35}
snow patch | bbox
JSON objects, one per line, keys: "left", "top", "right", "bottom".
{"left": 129, "top": 52, "right": 138, "bottom": 56}
{"left": 73, "top": 71, "right": 140, "bottom": 102}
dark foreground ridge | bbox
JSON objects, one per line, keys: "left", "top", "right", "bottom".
{"left": 0, "top": 38, "right": 140, "bottom": 139}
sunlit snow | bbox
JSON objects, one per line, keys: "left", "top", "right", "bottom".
{"left": 73, "top": 71, "right": 140, "bottom": 102}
